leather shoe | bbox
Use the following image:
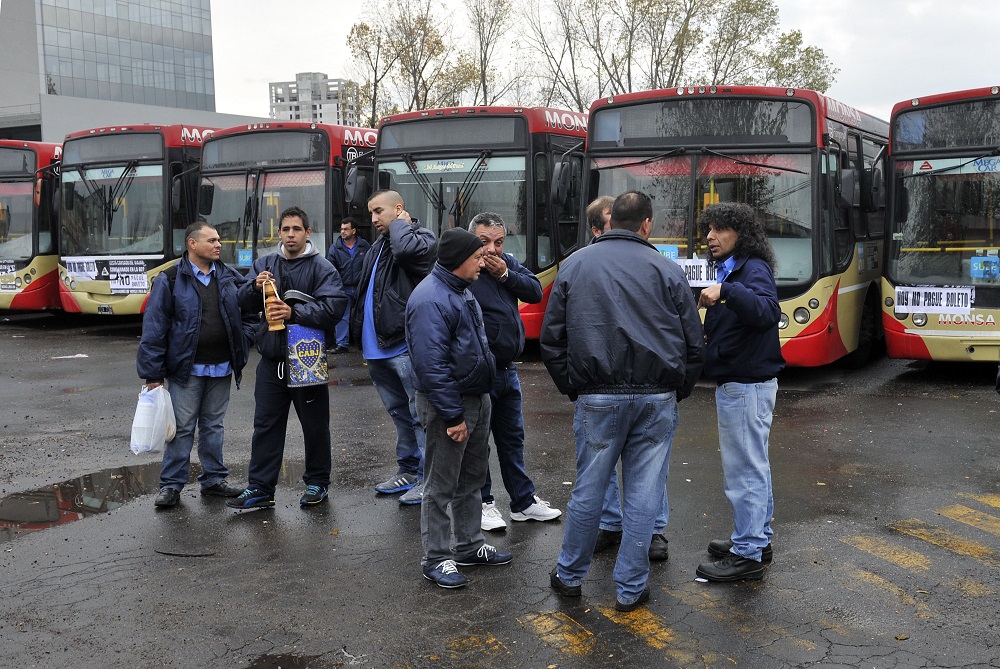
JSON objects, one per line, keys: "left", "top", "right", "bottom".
{"left": 696, "top": 553, "right": 766, "bottom": 582}
{"left": 201, "top": 481, "right": 244, "bottom": 497}
{"left": 549, "top": 567, "right": 581, "bottom": 597}
{"left": 648, "top": 534, "right": 669, "bottom": 562}
{"left": 154, "top": 487, "right": 180, "bottom": 508}
{"left": 707, "top": 539, "right": 772, "bottom": 563}
{"left": 614, "top": 587, "right": 650, "bottom": 612}
{"left": 594, "top": 529, "right": 622, "bottom": 553}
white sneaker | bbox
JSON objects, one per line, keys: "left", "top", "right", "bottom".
{"left": 510, "top": 495, "right": 562, "bottom": 522}
{"left": 481, "top": 502, "right": 508, "bottom": 531}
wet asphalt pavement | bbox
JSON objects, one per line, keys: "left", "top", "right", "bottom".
{"left": 1, "top": 313, "right": 1000, "bottom": 668}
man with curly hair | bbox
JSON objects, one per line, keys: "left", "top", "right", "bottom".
{"left": 695, "top": 202, "right": 785, "bottom": 582}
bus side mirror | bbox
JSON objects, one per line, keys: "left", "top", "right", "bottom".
{"left": 198, "top": 183, "right": 215, "bottom": 216}
{"left": 551, "top": 161, "right": 571, "bottom": 207}
{"left": 171, "top": 175, "right": 183, "bottom": 214}
{"left": 860, "top": 167, "right": 883, "bottom": 212}
{"left": 377, "top": 170, "right": 390, "bottom": 191}
{"left": 63, "top": 181, "right": 75, "bottom": 211}
{"left": 345, "top": 167, "right": 369, "bottom": 209}
{"left": 838, "top": 168, "right": 858, "bottom": 208}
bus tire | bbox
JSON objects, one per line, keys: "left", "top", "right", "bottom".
{"left": 839, "top": 289, "right": 883, "bottom": 369}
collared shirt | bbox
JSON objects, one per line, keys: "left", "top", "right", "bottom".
{"left": 188, "top": 259, "right": 233, "bottom": 378}
{"left": 718, "top": 256, "right": 736, "bottom": 283}
{"left": 362, "top": 252, "right": 408, "bottom": 360}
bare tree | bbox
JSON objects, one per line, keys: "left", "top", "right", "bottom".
{"left": 642, "top": 0, "right": 704, "bottom": 89}
{"left": 701, "top": 0, "right": 778, "bottom": 85}
{"left": 387, "top": 0, "right": 459, "bottom": 111}
{"left": 464, "top": 0, "right": 517, "bottom": 105}
{"left": 347, "top": 14, "right": 399, "bottom": 127}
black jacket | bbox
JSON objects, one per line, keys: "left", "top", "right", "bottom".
{"left": 238, "top": 242, "right": 347, "bottom": 360}
{"left": 468, "top": 253, "right": 542, "bottom": 367}
{"left": 326, "top": 235, "right": 372, "bottom": 289}
{"left": 350, "top": 219, "right": 437, "bottom": 350}
{"left": 540, "top": 230, "right": 704, "bottom": 399}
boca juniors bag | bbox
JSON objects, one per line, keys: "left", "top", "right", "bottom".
{"left": 286, "top": 324, "right": 328, "bottom": 387}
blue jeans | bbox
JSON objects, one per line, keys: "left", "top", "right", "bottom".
{"left": 481, "top": 364, "right": 535, "bottom": 513}
{"left": 599, "top": 467, "right": 669, "bottom": 534}
{"left": 716, "top": 379, "right": 777, "bottom": 561}
{"left": 367, "top": 353, "right": 424, "bottom": 478}
{"left": 334, "top": 287, "right": 355, "bottom": 347}
{"left": 556, "top": 392, "right": 678, "bottom": 605}
{"left": 161, "top": 375, "right": 232, "bottom": 490}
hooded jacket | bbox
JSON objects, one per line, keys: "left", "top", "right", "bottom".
{"left": 468, "top": 252, "right": 542, "bottom": 367}
{"left": 237, "top": 241, "right": 347, "bottom": 360}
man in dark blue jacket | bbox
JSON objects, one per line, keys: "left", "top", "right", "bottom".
{"left": 541, "top": 190, "right": 704, "bottom": 612}
{"left": 326, "top": 217, "right": 370, "bottom": 353}
{"left": 695, "top": 202, "right": 784, "bottom": 582}
{"left": 353, "top": 190, "right": 437, "bottom": 505}
{"left": 227, "top": 206, "right": 347, "bottom": 510}
{"left": 137, "top": 221, "right": 254, "bottom": 508}
{"left": 406, "top": 228, "right": 511, "bottom": 589}
{"left": 468, "top": 212, "right": 561, "bottom": 532}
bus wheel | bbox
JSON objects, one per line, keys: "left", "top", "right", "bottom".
{"left": 840, "top": 290, "right": 883, "bottom": 369}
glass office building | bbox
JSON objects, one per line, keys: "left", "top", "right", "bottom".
{"left": 39, "top": 0, "right": 215, "bottom": 111}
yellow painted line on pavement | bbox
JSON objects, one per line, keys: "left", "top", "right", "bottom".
{"left": 888, "top": 518, "right": 1000, "bottom": 566}
{"left": 840, "top": 535, "right": 931, "bottom": 572}
{"left": 519, "top": 611, "right": 595, "bottom": 656}
{"left": 957, "top": 492, "right": 1000, "bottom": 510}
{"left": 938, "top": 504, "right": 1000, "bottom": 537}
{"left": 949, "top": 576, "right": 996, "bottom": 596}
{"left": 851, "top": 569, "right": 935, "bottom": 619}
{"left": 444, "top": 630, "right": 509, "bottom": 657}
{"left": 598, "top": 604, "right": 718, "bottom": 667}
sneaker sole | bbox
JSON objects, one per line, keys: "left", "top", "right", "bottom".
{"left": 455, "top": 556, "right": 513, "bottom": 566}
{"left": 227, "top": 500, "right": 275, "bottom": 510}
{"left": 423, "top": 573, "right": 467, "bottom": 588}
{"left": 510, "top": 513, "right": 562, "bottom": 522}
{"left": 399, "top": 497, "right": 422, "bottom": 505}
{"left": 482, "top": 523, "right": 508, "bottom": 532}
{"left": 375, "top": 482, "right": 416, "bottom": 494}
{"left": 300, "top": 496, "right": 328, "bottom": 506}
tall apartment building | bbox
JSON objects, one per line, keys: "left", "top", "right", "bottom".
{"left": 270, "top": 73, "right": 358, "bottom": 126}
{"left": 0, "top": 0, "right": 264, "bottom": 141}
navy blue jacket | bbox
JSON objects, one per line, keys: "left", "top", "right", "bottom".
{"left": 468, "top": 253, "right": 542, "bottom": 367}
{"left": 137, "top": 254, "right": 255, "bottom": 387}
{"left": 326, "top": 235, "right": 371, "bottom": 290}
{"left": 703, "top": 256, "right": 785, "bottom": 383}
{"left": 350, "top": 219, "right": 437, "bottom": 350}
{"left": 238, "top": 242, "right": 347, "bottom": 361}
{"left": 405, "top": 263, "right": 496, "bottom": 426}
{"left": 540, "top": 230, "right": 704, "bottom": 399}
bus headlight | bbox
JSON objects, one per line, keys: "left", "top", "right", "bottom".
{"left": 911, "top": 313, "right": 928, "bottom": 326}
{"left": 794, "top": 307, "right": 811, "bottom": 324}
{"left": 808, "top": 298, "right": 820, "bottom": 309}
{"left": 23, "top": 275, "right": 31, "bottom": 285}
{"left": 778, "top": 313, "right": 789, "bottom": 329}
{"left": 14, "top": 277, "right": 22, "bottom": 288}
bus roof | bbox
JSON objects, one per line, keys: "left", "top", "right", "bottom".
{"left": 891, "top": 85, "right": 1000, "bottom": 117}
{"left": 380, "top": 106, "right": 588, "bottom": 137}
{"left": 591, "top": 85, "right": 887, "bottom": 137}
{"left": 63, "top": 124, "right": 218, "bottom": 147}
{"left": 0, "top": 139, "right": 61, "bottom": 167}
{"left": 206, "top": 121, "right": 378, "bottom": 150}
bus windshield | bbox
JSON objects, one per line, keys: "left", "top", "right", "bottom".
{"left": 889, "top": 158, "right": 1000, "bottom": 287}
{"left": 377, "top": 155, "right": 528, "bottom": 263}
{"left": 199, "top": 169, "right": 328, "bottom": 267}
{"left": 591, "top": 152, "right": 813, "bottom": 284}
{"left": 0, "top": 182, "right": 35, "bottom": 261}
{"left": 60, "top": 164, "right": 165, "bottom": 256}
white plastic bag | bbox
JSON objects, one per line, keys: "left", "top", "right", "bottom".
{"left": 130, "top": 386, "right": 176, "bottom": 455}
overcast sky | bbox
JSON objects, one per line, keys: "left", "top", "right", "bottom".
{"left": 211, "top": 0, "right": 1000, "bottom": 122}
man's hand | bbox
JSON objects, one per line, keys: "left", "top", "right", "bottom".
{"left": 698, "top": 284, "right": 722, "bottom": 309}
{"left": 483, "top": 253, "right": 508, "bottom": 279}
{"left": 446, "top": 421, "right": 468, "bottom": 443}
{"left": 145, "top": 381, "right": 163, "bottom": 390}
{"left": 266, "top": 297, "right": 292, "bottom": 321}
{"left": 254, "top": 270, "right": 273, "bottom": 290}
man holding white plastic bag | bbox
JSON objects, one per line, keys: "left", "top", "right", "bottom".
{"left": 137, "top": 221, "right": 255, "bottom": 509}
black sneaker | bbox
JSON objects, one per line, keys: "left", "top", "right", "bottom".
{"left": 549, "top": 567, "right": 582, "bottom": 596}
{"left": 696, "top": 553, "right": 766, "bottom": 582}
{"left": 154, "top": 487, "right": 180, "bottom": 508}
{"left": 648, "top": 534, "right": 669, "bottom": 562}
{"left": 454, "top": 543, "right": 512, "bottom": 566}
{"left": 300, "top": 485, "right": 328, "bottom": 506}
{"left": 615, "top": 587, "right": 650, "bottom": 612}
{"left": 201, "top": 481, "right": 243, "bottom": 497}
{"left": 707, "top": 539, "right": 773, "bottom": 563}
{"left": 225, "top": 487, "right": 275, "bottom": 510}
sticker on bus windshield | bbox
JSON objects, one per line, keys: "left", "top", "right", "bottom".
{"left": 894, "top": 286, "right": 972, "bottom": 315}
{"left": 655, "top": 244, "right": 679, "bottom": 259}
{"left": 673, "top": 258, "right": 718, "bottom": 287}
{"left": 970, "top": 256, "right": 999, "bottom": 280}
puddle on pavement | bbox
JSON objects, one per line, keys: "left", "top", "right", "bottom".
{"left": 0, "top": 458, "right": 313, "bottom": 545}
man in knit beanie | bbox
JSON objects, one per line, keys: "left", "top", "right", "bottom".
{"left": 405, "top": 228, "right": 512, "bottom": 589}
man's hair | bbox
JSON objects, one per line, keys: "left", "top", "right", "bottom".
{"left": 697, "top": 202, "right": 776, "bottom": 270}
{"left": 587, "top": 195, "right": 614, "bottom": 231}
{"left": 340, "top": 217, "right": 357, "bottom": 230}
{"left": 184, "top": 219, "right": 214, "bottom": 243}
{"left": 468, "top": 211, "right": 506, "bottom": 234}
{"left": 610, "top": 190, "right": 653, "bottom": 233}
{"left": 279, "top": 205, "right": 310, "bottom": 230}
{"left": 368, "top": 189, "right": 403, "bottom": 208}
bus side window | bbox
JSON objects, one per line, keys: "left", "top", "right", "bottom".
{"left": 863, "top": 137, "right": 886, "bottom": 237}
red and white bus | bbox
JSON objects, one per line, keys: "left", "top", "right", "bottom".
{"left": 372, "top": 106, "right": 588, "bottom": 339}
{"left": 0, "top": 140, "right": 61, "bottom": 311}
{"left": 58, "top": 124, "right": 215, "bottom": 315}
{"left": 196, "top": 121, "right": 377, "bottom": 270}
{"left": 881, "top": 86, "right": 1000, "bottom": 361}
{"left": 585, "top": 86, "right": 889, "bottom": 366}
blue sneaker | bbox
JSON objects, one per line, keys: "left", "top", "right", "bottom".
{"left": 225, "top": 487, "right": 274, "bottom": 510}
{"left": 375, "top": 473, "right": 417, "bottom": 494}
{"left": 399, "top": 480, "right": 424, "bottom": 505}
{"left": 300, "top": 485, "right": 328, "bottom": 506}
{"left": 423, "top": 559, "right": 467, "bottom": 588}
{"left": 454, "top": 543, "right": 512, "bottom": 566}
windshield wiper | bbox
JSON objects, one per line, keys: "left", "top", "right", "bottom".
{"left": 699, "top": 147, "right": 808, "bottom": 175}
{"left": 69, "top": 160, "right": 138, "bottom": 236}
{"left": 902, "top": 147, "right": 1000, "bottom": 178}
{"left": 401, "top": 153, "right": 447, "bottom": 214}
{"left": 593, "top": 147, "right": 687, "bottom": 171}
{"left": 449, "top": 150, "right": 492, "bottom": 225}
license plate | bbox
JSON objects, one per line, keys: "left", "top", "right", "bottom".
{"left": 97, "top": 305, "right": 113, "bottom": 315}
